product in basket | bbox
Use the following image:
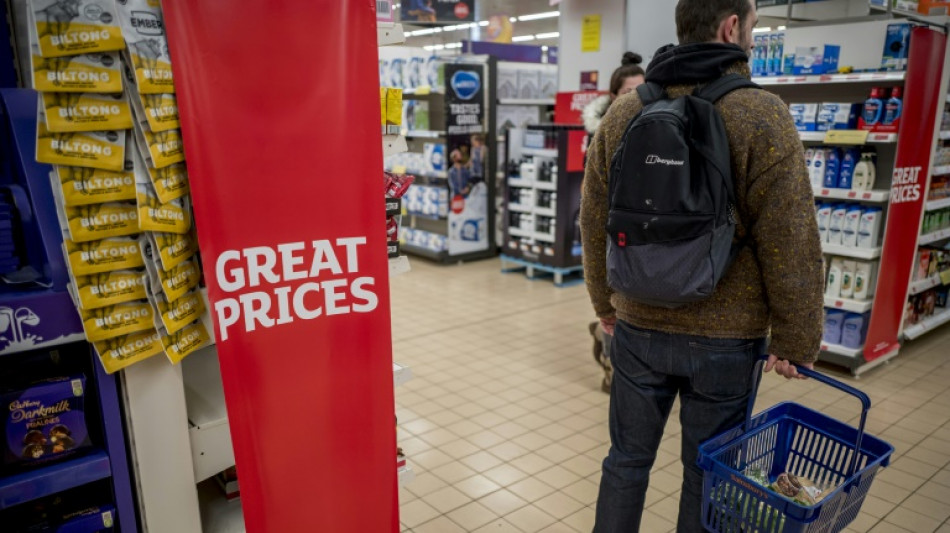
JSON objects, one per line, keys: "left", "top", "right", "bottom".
{"left": 42, "top": 92, "right": 132, "bottom": 132}
{"left": 64, "top": 236, "right": 144, "bottom": 275}
{"left": 2, "top": 376, "right": 90, "bottom": 468}
{"left": 30, "top": 40, "right": 122, "bottom": 93}
{"left": 745, "top": 467, "right": 834, "bottom": 506}
{"left": 80, "top": 299, "right": 153, "bottom": 341}
{"left": 94, "top": 328, "right": 163, "bottom": 373}
{"left": 161, "top": 318, "right": 212, "bottom": 364}
{"left": 115, "top": 0, "right": 174, "bottom": 94}
{"left": 36, "top": 111, "right": 127, "bottom": 171}
{"left": 62, "top": 201, "right": 139, "bottom": 242}
{"left": 74, "top": 269, "right": 147, "bottom": 310}
{"left": 384, "top": 172, "right": 415, "bottom": 198}
{"left": 55, "top": 163, "right": 135, "bottom": 206}
{"left": 30, "top": 0, "right": 125, "bottom": 58}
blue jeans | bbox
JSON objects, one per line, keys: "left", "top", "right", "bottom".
{"left": 593, "top": 321, "right": 766, "bottom": 533}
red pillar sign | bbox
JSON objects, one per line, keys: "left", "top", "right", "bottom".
{"left": 865, "top": 28, "right": 947, "bottom": 361}
{"left": 162, "top": 2, "right": 397, "bottom": 531}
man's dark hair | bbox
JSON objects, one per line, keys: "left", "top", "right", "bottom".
{"left": 675, "top": 0, "right": 753, "bottom": 44}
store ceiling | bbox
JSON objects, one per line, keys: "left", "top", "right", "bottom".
{"left": 398, "top": 0, "right": 560, "bottom": 51}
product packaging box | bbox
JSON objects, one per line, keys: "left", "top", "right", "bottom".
{"left": 793, "top": 45, "right": 840, "bottom": 75}
{"left": 3, "top": 376, "right": 91, "bottom": 469}
{"left": 424, "top": 143, "right": 446, "bottom": 174}
{"left": 790, "top": 103, "right": 820, "bottom": 131}
{"left": 380, "top": 88, "right": 388, "bottom": 134}
{"left": 517, "top": 70, "right": 541, "bottom": 100}
{"left": 817, "top": 103, "right": 861, "bottom": 131}
{"left": 540, "top": 70, "right": 558, "bottom": 99}
{"left": 497, "top": 67, "right": 519, "bottom": 99}
{"left": 882, "top": 23, "right": 912, "bottom": 71}
{"left": 386, "top": 88, "right": 403, "bottom": 135}
{"left": 753, "top": 35, "right": 767, "bottom": 76}
{"left": 768, "top": 33, "right": 785, "bottom": 76}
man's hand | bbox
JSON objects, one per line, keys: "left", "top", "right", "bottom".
{"left": 764, "top": 355, "right": 813, "bottom": 380}
{"left": 600, "top": 317, "right": 617, "bottom": 336}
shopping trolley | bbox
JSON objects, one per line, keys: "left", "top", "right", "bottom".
{"left": 697, "top": 357, "right": 894, "bottom": 533}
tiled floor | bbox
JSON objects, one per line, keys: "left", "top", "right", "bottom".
{"left": 391, "top": 258, "right": 950, "bottom": 533}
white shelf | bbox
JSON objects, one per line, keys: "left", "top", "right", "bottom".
{"left": 534, "top": 180, "right": 557, "bottom": 192}
{"left": 799, "top": 131, "right": 897, "bottom": 144}
{"left": 822, "top": 243, "right": 882, "bottom": 260}
{"left": 909, "top": 273, "right": 945, "bottom": 295}
{"left": 940, "top": 131, "right": 950, "bottom": 141}
{"left": 183, "top": 344, "right": 235, "bottom": 484}
{"left": 754, "top": 71, "right": 905, "bottom": 86}
{"left": 820, "top": 342, "right": 863, "bottom": 358}
{"left": 498, "top": 98, "right": 556, "bottom": 106}
{"left": 198, "top": 480, "right": 245, "bottom": 533}
{"left": 522, "top": 147, "right": 558, "bottom": 158}
{"left": 393, "top": 363, "right": 413, "bottom": 387}
{"left": 508, "top": 203, "right": 533, "bottom": 213}
{"left": 814, "top": 188, "right": 891, "bottom": 204}
{"left": 509, "top": 178, "right": 534, "bottom": 188}
{"left": 405, "top": 130, "right": 445, "bottom": 139}
{"left": 920, "top": 227, "right": 950, "bottom": 245}
{"left": 383, "top": 135, "right": 408, "bottom": 157}
{"left": 824, "top": 296, "right": 873, "bottom": 313}
{"left": 533, "top": 232, "right": 556, "bottom": 243}
{"left": 398, "top": 463, "right": 415, "bottom": 487}
{"left": 534, "top": 206, "right": 556, "bottom": 218}
{"left": 389, "top": 256, "right": 411, "bottom": 276}
{"left": 926, "top": 197, "right": 950, "bottom": 211}
{"left": 933, "top": 165, "right": 950, "bottom": 177}
{"left": 377, "top": 23, "right": 405, "bottom": 46}
{"left": 509, "top": 227, "right": 532, "bottom": 238}
{"left": 813, "top": 188, "right": 889, "bottom": 203}
{"left": 904, "top": 308, "right": 950, "bottom": 340}
{"left": 403, "top": 87, "right": 443, "bottom": 95}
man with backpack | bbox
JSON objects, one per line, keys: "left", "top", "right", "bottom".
{"left": 580, "top": 1, "right": 824, "bottom": 531}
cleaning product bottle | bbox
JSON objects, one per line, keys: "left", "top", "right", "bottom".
{"left": 863, "top": 87, "right": 885, "bottom": 126}
{"left": 852, "top": 153, "right": 875, "bottom": 191}
{"left": 824, "top": 148, "right": 842, "bottom": 189}
{"left": 883, "top": 86, "right": 903, "bottom": 126}
{"left": 810, "top": 149, "right": 826, "bottom": 189}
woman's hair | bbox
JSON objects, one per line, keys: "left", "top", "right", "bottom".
{"left": 609, "top": 52, "right": 645, "bottom": 96}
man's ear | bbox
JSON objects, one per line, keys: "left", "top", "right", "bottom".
{"left": 717, "top": 14, "right": 741, "bottom": 44}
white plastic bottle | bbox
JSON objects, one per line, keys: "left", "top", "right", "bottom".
{"left": 840, "top": 260, "right": 856, "bottom": 298}
{"left": 810, "top": 149, "right": 826, "bottom": 189}
{"left": 852, "top": 154, "right": 875, "bottom": 191}
{"left": 842, "top": 206, "right": 863, "bottom": 248}
{"left": 826, "top": 258, "right": 844, "bottom": 297}
{"left": 830, "top": 204, "right": 848, "bottom": 245}
{"left": 816, "top": 203, "right": 833, "bottom": 242}
{"left": 858, "top": 208, "right": 883, "bottom": 249}
{"left": 854, "top": 262, "right": 873, "bottom": 301}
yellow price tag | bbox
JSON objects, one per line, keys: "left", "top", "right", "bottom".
{"left": 823, "top": 130, "right": 870, "bottom": 145}
{"left": 940, "top": 269, "right": 950, "bottom": 286}
{"left": 415, "top": 86, "right": 432, "bottom": 95}
{"left": 392, "top": 165, "right": 408, "bottom": 175}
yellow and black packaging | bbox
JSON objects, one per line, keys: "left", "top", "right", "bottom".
{"left": 36, "top": 106, "right": 126, "bottom": 171}
{"left": 74, "top": 270, "right": 147, "bottom": 310}
{"left": 135, "top": 184, "right": 191, "bottom": 234}
{"left": 148, "top": 163, "right": 189, "bottom": 203}
{"left": 30, "top": 30, "right": 122, "bottom": 93}
{"left": 386, "top": 88, "right": 402, "bottom": 135}
{"left": 151, "top": 231, "right": 196, "bottom": 270}
{"left": 116, "top": 0, "right": 174, "bottom": 94}
{"left": 162, "top": 319, "right": 212, "bottom": 364}
{"left": 381, "top": 87, "right": 387, "bottom": 134}
{"left": 155, "top": 290, "right": 205, "bottom": 335}
{"left": 56, "top": 164, "right": 135, "bottom": 206}
{"left": 31, "top": 0, "right": 126, "bottom": 58}
{"left": 158, "top": 259, "right": 200, "bottom": 302}
{"left": 95, "top": 329, "right": 163, "bottom": 374}
{"left": 81, "top": 300, "right": 153, "bottom": 342}
{"left": 132, "top": 118, "right": 184, "bottom": 169}
{"left": 64, "top": 202, "right": 139, "bottom": 242}
{"left": 139, "top": 93, "right": 179, "bottom": 132}
{"left": 43, "top": 92, "right": 133, "bottom": 133}
{"left": 65, "top": 237, "right": 144, "bottom": 275}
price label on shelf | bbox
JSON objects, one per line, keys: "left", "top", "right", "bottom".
{"left": 941, "top": 270, "right": 950, "bottom": 286}
{"left": 392, "top": 165, "right": 407, "bottom": 175}
{"left": 824, "top": 130, "right": 870, "bottom": 145}
{"left": 414, "top": 86, "right": 431, "bottom": 95}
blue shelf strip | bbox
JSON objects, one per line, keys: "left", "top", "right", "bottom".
{"left": 0, "top": 450, "right": 111, "bottom": 510}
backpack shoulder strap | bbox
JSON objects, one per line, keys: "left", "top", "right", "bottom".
{"left": 694, "top": 73, "right": 761, "bottom": 104}
{"left": 636, "top": 82, "right": 667, "bottom": 107}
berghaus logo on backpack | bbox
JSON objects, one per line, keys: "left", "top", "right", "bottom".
{"left": 606, "top": 74, "right": 759, "bottom": 308}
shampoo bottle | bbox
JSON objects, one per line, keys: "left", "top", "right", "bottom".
{"left": 841, "top": 260, "right": 856, "bottom": 298}
{"left": 811, "top": 149, "right": 827, "bottom": 189}
{"left": 830, "top": 203, "right": 848, "bottom": 245}
{"left": 817, "top": 203, "right": 833, "bottom": 242}
{"left": 838, "top": 149, "right": 860, "bottom": 189}
{"left": 852, "top": 153, "right": 875, "bottom": 191}
{"left": 827, "top": 258, "right": 844, "bottom": 297}
{"left": 824, "top": 148, "right": 842, "bottom": 189}
{"left": 863, "top": 87, "right": 885, "bottom": 126}
{"left": 858, "top": 208, "right": 883, "bottom": 249}
{"left": 883, "top": 86, "right": 903, "bottom": 126}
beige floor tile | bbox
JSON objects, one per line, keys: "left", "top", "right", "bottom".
{"left": 505, "top": 504, "right": 559, "bottom": 532}
{"left": 469, "top": 430, "right": 508, "bottom": 449}
{"left": 897, "top": 493, "right": 950, "bottom": 522}
{"left": 447, "top": 501, "right": 498, "bottom": 531}
{"left": 487, "top": 441, "right": 529, "bottom": 462}
{"left": 471, "top": 518, "right": 522, "bottom": 532}
{"left": 538, "top": 523, "right": 578, "bottom": 533}
{"left": 508, "top": 476, "right": 558, "bottom": 503}
{"left": 882, "top": 506, "right": 942, "bottom": 533}
{"left": 430, "top": 461, "right": 478, "bottom": 485}
{"left": 563, "top": 453, "right": 604, "bottom": 478}
{"left": 562, "top": 506, "right": 596, "bottom": 532}
{"left": 460, "top": 451, "right": 506, "bottom": 472}
{"left": 641, "top": 509, "right": 676, "bottom": 532}
{"left": 562, "top": 478, "right": 600, "bottom": 506}
{"left": 440, "top": 438, "right": 481, "bottom": 459}
{"left": 844, "top": 511, "right": 878, "bottom": 533}
{"left": 535, "top": 465, "right": 583, "bottom": 490}
{"left": 479, "top": 489, "right": 530, "bottom": 516}
{"left": 537, "top": 442, "right": 577, "bottom": 463}
{"left": 868, "top": 480, "right": 912, "bottom": 505}
{"left": 424, "top": 486, "right": 473, "bottom": 514}
{"left": 413, "top": 448, "right": 455, "bottom": 471}
{"left": 418, "top": 427, "right": 462, "bottom": 448}
{"left": 483, "top": 463, "right": 531, "bottom": 486}
{"left": 917, "top": 480, "right": 950, "bottom": 504}
{"left": 446, "top": 420, "right": 487, "bottom": 438}
{"left": 406, "top": 472, "right": 449, "bottom": 498}
{"left": 510, "top": 453, "right": 556, "bottom": 476}
{"left": 400, "top": 499, "right": 441, "bottom": 529}
{"left": 454, "top": 474, "right": 503, "bottom": 500}
{"left": 534, "top": 491, "right": 586, "bottom": 520}
{"left": 413, "top": 515, "right": 467, "bottom": 533}
{"left": 860, "top": 495, "right": 898, "bottom": 519}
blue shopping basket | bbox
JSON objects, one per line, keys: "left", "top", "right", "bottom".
{"left": 697, "top": 358, "right": 894, "bottom": 533}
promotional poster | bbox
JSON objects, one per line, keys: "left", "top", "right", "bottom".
{"left": 401, "top": 0, "right": 475, "bottom": 23}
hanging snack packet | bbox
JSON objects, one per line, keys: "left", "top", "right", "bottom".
{"left": 153, "top": 289, "right": 205, "bottom": 335}
{"left": 95, "top": 328, "right": 163, "bottom": 374}
{"left": 131, "top": 91, "right": 179, "bottom": 132}
{"left": 162, "top": 319, "right": 212, "bottom": 364}
{"left": 148, "top": 163, "right": 189, "bottom": 203}
{"left": 135, "top": 125, "right": 185, "bottom": 169}
{"left": 64, "top": 237, "right": 144, "bottom": 275}
{"left": 55, "top": 162, "right": 135, "bottom": 206}
{"left": 30, "top": 21, "right": 122, "bottom": 93}
{"left": 43, "top": 92, "right": 132, "bottom": 133}
{"left": 74, "top": 269, "right": 147, "bottom": 310}
{"left": 115, "top": 0, "right": 174, "bottom": 94}
{"left": 135, "top": 183, "right": 191, "bottom": 234}
{"left": 30, "top": 0, "right": 125, "bottom": 58}
{"left": 36, "top": 105, "right": 126, "bottom": 171}
{"left": 151, "top": 231, "right": 196, "bottom": 270}
{"left": 63, "top": 202, "right": 139, "bottom": 242}
{"left": 158, "top": 259, "right": 200, "bottom": 302}
{"left": 81, "top": 299, "right": 153, "bottom": 342}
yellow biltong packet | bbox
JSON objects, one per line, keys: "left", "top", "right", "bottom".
{"left": 148, "top": 163, "right": 189, "bottom": 203}
{"left": 158, "top": 259, "right": 200, "bottom": 302}
{"left": 30, "top": 37, "right": 122, "bottom": 92}
{"left": 162, "top": 320, "right": 212, "bottom": 365}
{"left": 136, "top": 182, "right": 191, "bottom": 234}
{"left": 31, "top": 0, "right": 125, "bottom": 58}
{"left": 116, "top": 0, "right": 175, "bottom": 94}
{"left": 64, "top": 202, "right": 139, "bottom": 242}
{"left": 56, "top": 164, "right": 136, "bottom": 206}
{"left": 151, "top": 231, "right": 197, "bottom": 270}
{"left": 43, "top": 92, "right": 133, "bottom": 133}
{"left": 139, "top": 93, "right": 180, "bottom": 133}
{"left": 136, "top": 125, "right": 185, "bottom": 169}
{"left": 155, "top": 290, "right": 205, "bottom": 335}
{"left": 74, "top": 270, "right": 147, "bottom": 310}
{"left": 36, "top": 107, "right": 126, "bottom": 171}
{"left": 65, "top": 237, "right": 144, "bottom": 275}
{"left": 81, "top": 300, "right": 154, "bottom": 342}
{"left": 95, "top": 329, "right": 164, "bottom": 374}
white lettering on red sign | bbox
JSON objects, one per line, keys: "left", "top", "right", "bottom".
{"left": 213, "top": 237, "right": 379, "bottom": 341}
{"left": 570, "top": 93, "right": 600, "bottom": 112}
{"left": 890, "top": 166, "right": 923, "bottom": 204}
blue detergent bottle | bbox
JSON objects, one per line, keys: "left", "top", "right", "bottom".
{"left": 863, "top": 87, "right": 885, "bottom": 126}
{"left": 883, "top": 86, "right": 903, "bottom": 126}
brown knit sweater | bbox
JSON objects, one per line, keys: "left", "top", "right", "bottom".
{"left": 580, "top": 62, "right": 824, "bottom": 364}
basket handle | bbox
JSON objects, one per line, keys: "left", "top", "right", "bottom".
{"left": 746, "top": 355, "right": 871, "bottom": 478}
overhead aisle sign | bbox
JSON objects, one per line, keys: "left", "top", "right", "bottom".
{"left": 163, "top": 1, "right": 397, "bottom": 531}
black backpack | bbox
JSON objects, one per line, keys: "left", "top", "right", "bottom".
{"left": 606, "top": 73, "right": 759, "bottom": 308}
